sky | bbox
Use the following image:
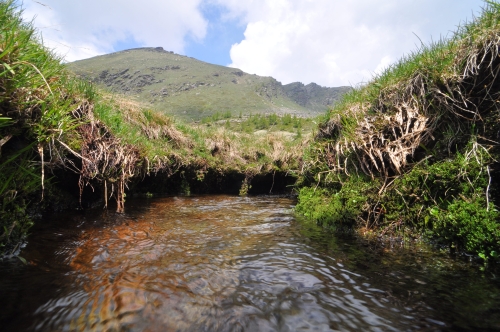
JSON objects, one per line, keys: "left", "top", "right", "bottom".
{"left": 21, "top": 0, "right": 485, "bottom": 87}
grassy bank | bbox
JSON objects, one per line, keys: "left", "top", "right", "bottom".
{"left": 296, "top": 2, "right": 500, "bottom": 260}
{"left": 0, "top": 0, "right": 88, "bottom": 254}
{"left": 0, "top": 1, "right": 305, "bottom": 255}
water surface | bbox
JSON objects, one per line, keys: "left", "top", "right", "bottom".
{"left": 1, "top": 195, "right": 499, "bottom": 331}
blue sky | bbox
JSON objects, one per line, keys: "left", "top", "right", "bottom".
{"left": 185, "top": 3, "right": 245, "bottom": 66}
{"left": 106, "top": 3, "right": 246, "bottom": 65}
{"left": 22, "top": 0, "right": 485, "bottom": 87}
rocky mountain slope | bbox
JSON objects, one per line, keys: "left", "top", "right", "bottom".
{"left": 67, "top": 47, "right": 351, "bottom": 121}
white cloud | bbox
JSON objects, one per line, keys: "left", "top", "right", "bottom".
{"left": 217, "top": 0, "right": 484, "bottom": 87}
{"left": 20, "top": 0, "right": 485, "bottom": 87}
{"left": 373, "top": 56, "right": 394, "bottom": 77}
{"left": 22, "top": 0, "right": 207, "bottom": 62}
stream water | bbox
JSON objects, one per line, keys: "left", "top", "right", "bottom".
{"left": 1, "top": 195, "right": 500, "bottom": 331}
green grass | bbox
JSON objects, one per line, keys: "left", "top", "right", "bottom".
{"left": 200, "top": 112, "right": 317, "bottom": 137}
{"left": 0, "top": 0, "right": 87, "bottom": 254}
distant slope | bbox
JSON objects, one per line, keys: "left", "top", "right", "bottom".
{"left": 283, "top": 82, "right": 351, "bottom": 111}
{"left": 67, "top": 47, "right": 351, "bottom": 121}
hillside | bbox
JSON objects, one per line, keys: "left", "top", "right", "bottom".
{"left": 67, "top": 47, "right": 351, "bottom": 121}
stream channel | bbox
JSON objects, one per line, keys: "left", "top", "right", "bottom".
{"left": 1, "top": 195, "right": 500, "bottom": 331}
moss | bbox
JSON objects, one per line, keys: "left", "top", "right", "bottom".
{"left": 382, "top": 140, "right": 500, "bottom": 258}
{"left": 298, "top": 131, "right": 500, "bottom": 258}
{"left": 295, "top": 175, "right": 377, "bottom": 229}
{"left": 430, "top": 197, "right": 499, "bottom": 259}
{"left": 239, "top": 177, "right": 251, "bottom": 196}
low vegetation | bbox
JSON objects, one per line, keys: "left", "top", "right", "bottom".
{"left": 0, "top": 0, "right": 83, "bottom": 254}
{"left": 200, "top": 111, "right": 316, "bottom": 137}
{"left": 296, "top": 1, "right": 500, "bottom": 260}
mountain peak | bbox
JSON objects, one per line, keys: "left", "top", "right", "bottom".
{"left": 68, "top": 48, "right": 351, "bottom": 121}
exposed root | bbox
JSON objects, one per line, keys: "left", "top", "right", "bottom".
{"left": 72, "top": 101, "right": 139, "bottom": 212}
{"left": 316, "top": 32, "right": 500, "bottom": 180}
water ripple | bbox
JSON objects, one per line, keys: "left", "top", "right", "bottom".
{"left": 1, "top": 196, "right": 499, "bottom": 331}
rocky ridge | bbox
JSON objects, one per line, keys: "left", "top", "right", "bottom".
{"left": 68, "top": 47, "right": 351, "bottom": 121}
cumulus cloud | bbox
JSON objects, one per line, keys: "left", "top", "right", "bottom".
{"left": 22, "top": 0, "right": 207, "bottom": 61}
{"left": 216, "top": 0, "right": 483, "bottom": 86}
{"left": 21, "top": 0, "right": 484, "bottom": 86}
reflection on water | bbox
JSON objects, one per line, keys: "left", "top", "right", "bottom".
{"left": 1, "top": 195, "right": 500, "bottom": 331}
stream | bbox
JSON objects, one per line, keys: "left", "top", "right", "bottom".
{"left": 1, "top": 195, "right": 500, "bottom": 331}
